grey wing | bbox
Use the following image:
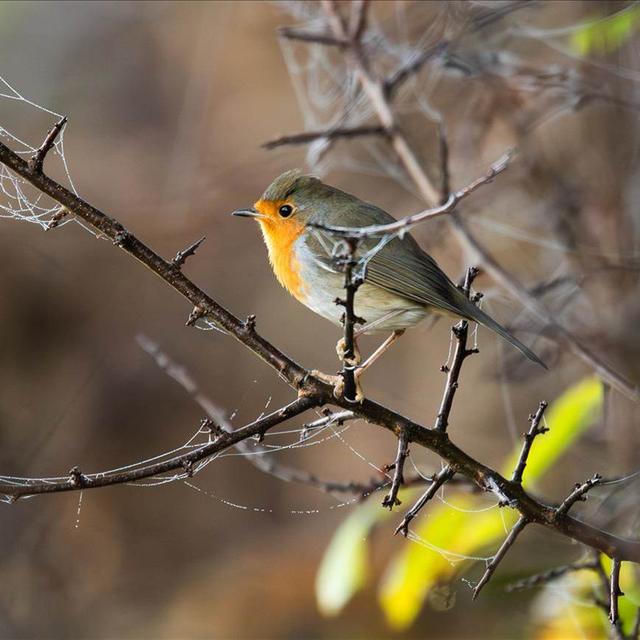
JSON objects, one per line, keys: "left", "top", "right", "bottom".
{"left": 365, "top": 238, "right": 468, "bottom": 316}
{"left": 304, "top": 201, "right": 546, "bottom": 366}
{"left": 304, "top": 201, "right": 468, "bottom": 316}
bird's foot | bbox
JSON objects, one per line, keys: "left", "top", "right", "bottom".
{"left": 335, "top": 338, "right": 361, "bottom": 366}
{"left": 310, "top": 369, "right": 364, "bottom": 403}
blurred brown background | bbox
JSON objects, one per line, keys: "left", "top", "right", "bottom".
{"left": 1, "top": 1, "right": 639, "bottom": 638}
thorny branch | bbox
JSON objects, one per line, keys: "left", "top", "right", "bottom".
{"left": 382, "top": 434, "right": 408, "bottom": 509}
{"left": 335, "top": 236, "right": 365, "bottom": 403}
{"left": 555, "top": 474, "right": 602, "bottom": 520}
{"left": 1, "top": 4, "right": 640, "bottom": 618}
{"left": 29, "top": 115, "right": 66, "bottom": 174}
{"left": 588, "top": 551, "right": 640, "bottom": 640}
{"left": 1, "top": 111, "right": 640, "bottom": 566}
{"left": 394, "top": 465, "right": 455, "bottom": 537}
{"left": 473, "top": 516, "right": 528, "bottom": 600}
{"left": 505, "top": 558, "right": 599, "bottom": 592}
{"left": 610, "top": 559, "right": 623, "bottom": 628}
{"left": 434, "top": 266, "right": 479, "bottom": 433}
{"left": 511, "top": 401, "right": 548, "bottom": 484}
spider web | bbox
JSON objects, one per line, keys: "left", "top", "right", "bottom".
{"left": 0, "top": 75, "right": 87, "bottom": 232}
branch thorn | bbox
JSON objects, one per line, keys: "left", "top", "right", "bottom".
{"left": 172, "top": 236, "right": 206, "bottom": 269}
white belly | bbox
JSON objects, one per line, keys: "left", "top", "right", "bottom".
{"left": 295, "top": 238, "right": 428, "bottom": 332}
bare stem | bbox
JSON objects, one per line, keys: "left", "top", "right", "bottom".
{"left": 382, "top": 435, "right": 409, "bottom": 509}
{"left": 512, "top": 401, "right": 548, "bottom": 484}
{"left": 394, "top": 465, "right": 455, "bottom": 536}
{"left": 610, "top": 559, "right": 623, "bottom": 627}
{"left": 473, "top": 517, "right": 528, "bottom": 600}
{"left": 555, "top": 474, "right": 602, "bottom": 520}
{"left": 29, "top": 116, "right": 67, "bottom": 174}
{"left": 434, "top": 266, "right": 479, "bottom": 432}
{"left": 262, "top": 125, "right": 386, "bottom": 150}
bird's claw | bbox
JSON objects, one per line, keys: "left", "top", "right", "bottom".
{"left": 336, "top": 338, "right": 361, "bottom": 365}
{"left": 310, "top": 369, "right": 364, "bottom": 403}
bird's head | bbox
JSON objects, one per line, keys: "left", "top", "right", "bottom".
{"left": 231, "top": 169, "right": 324, "bottom": 237}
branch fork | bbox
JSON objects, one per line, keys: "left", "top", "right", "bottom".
{"left": 29, "top": 115, "right": 67, "bottom": 174}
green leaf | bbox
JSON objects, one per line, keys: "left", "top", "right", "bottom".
{"left": 571, "top": 6, "right": 640, "bottom": 56}
{"left": 316, "top": 498, "right": 391, "bottom": 616}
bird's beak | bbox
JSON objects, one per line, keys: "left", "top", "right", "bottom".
{"left": 231, "top": 207, "right": 265, "bottom": 219}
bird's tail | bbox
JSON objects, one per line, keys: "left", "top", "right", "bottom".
{"left": 459, "top": 298, "right": 547, "bottom": 369}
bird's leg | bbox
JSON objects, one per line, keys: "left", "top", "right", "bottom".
{"left": 333, "top": 311, "right": 406, "bottom": 401}
{"left": 312, "top": 331, "right": 403, "bottom": 403}
{"left": 335, "top": 336, "right": 361, "bottom": 365}
{"left": 311, "top": 338, "right": 363, "bottom": 402}
{"left": 355, "top": 329, "right": 405, "bottom": 379}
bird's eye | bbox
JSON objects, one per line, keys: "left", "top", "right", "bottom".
{"left": 279, "top": 204, "right": 293, "bottom": 218}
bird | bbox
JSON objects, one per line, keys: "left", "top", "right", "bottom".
{"left": 233, "top": 169, "right": 545, "bottom": 399}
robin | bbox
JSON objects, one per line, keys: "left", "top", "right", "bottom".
{"left": 233, "top": 169, "right": 545, "bottom": 398}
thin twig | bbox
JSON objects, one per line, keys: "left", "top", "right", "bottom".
{"left": 505, "top": 559, "right": 599, "bottom": 592}
{"left": 46, "top": 206, "right": 69, "bottom": 230}
{"left": 300, "top": 410, "right": 356, "bottom": 439}
{"left": 382, "top": 434, "right": 408, "bottom": 509}
{"left": 609, "top": 559, "right": 623, "bottom": 627}
{"left": 350, "top": 0, "right": 369, "bottom": 43}
{"left": 336, "top": 237, "right": 365, "bottom": 402}
{"left": 262, "top": 125, "right": 386, "bottom": 150}
{"left": 172, "top": 236, "right": 206, "bottom": 269}
{"left": 434, "top": 267, "right": 479, "bottom": 432}
{"left": 384, "top": 41, "right": 450, "bottom": 99}
{"left": 555, "top": 474, "right": 602, "bottom": 520}
{"left": 29, "top": 116, "right": 67, "bottom": 174}
{"left": 278, "top": 26, "right": 347, "bottom": 47}
{"left": 437, "top": 120, "right": 450, "bottom": 205}
{"left": 473, "top": 517, "right": 528, "bottom": 600}
{"left": 511, "top": 401, "right": 548, "bottom": 484}
{"left": 394, "top": 465, "right": 455, "bottom": 536}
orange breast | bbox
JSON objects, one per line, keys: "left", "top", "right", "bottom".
{"left": 256, "top": 201, "right": 306, "bottom": 302}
